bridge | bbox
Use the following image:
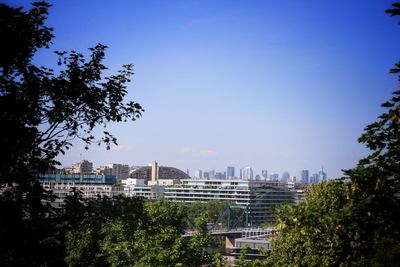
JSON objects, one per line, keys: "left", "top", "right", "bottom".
{"left": 183, "top": 204, "right": 277, "bottom": 252}
{"left": 183, "top": 227, "right": 275, "bottom": 237}
{"left": 183, "top": 227, "right": 276, "bottom": 252}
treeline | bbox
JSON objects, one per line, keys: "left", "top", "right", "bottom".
{"left": 0, "top": 190, "right": 229, "bottom": 266}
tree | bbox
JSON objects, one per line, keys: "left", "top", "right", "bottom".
{"left": 63, "top": 198, "right": 216, "bottom": 266}
{"left": 0, "top": 1, "right": 144, "bottom": 186}
{"left": 64, "top": 195, "right": 146, "bottom": 267}
{"left": 0, "top": 2, "right": 143, "bottom": 265}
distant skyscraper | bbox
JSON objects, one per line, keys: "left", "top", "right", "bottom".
{"left": 242, "top": 167, "right": 253, "bottom": 180}
{"left": 318, "top": 167, "right": 327, "bottom": 181}
{"left": 186, "top": 169, "right": 190, "bottom": 176}
{"left": 203, "top": 171, "right": 209, "bottom": 179}
{"left": 209, "top": 169, "right": 215, "bottom": 179}
{"left": 301, "top": 170, "right": 309, "bottom": 183}
{"left": 281, "top": 171, "right": 290, "bottom": 182}
{"left": 215, "top": 172, "right": 224, "bottom": 179}
{"left": 261, "top": 170, "right": 268, "bottom": 180}
{"left": 195, "top": 170, "right": 203, "bottom": 179}
{"left": 151, "top": 161, "right": 159, "bottom": 182}
{"left": 227, "top": 166, "right": 235, "bottom": 179}
{"left": 269, "top": 173, "right": 279, "bottom": 181}
{"left": 310, "top": 173, "right": 319, "bottom": 184}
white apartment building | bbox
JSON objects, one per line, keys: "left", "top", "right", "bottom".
{"left": 163, "top": 179, "right": 295, "bottom": 225}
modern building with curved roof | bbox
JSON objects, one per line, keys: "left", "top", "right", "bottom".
{"left": 130, "top": 161, "right": 190, "bottom": 184}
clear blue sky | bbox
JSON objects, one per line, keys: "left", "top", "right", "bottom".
{"left": 9, "top": 0, "right": 400, "bottom": 178}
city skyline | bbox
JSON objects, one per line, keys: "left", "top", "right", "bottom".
{"left": 62, "top": 158, "right": 327, "bottom": 181}
{"left": 9, "top": 0, "right": 400, "bottom": 178}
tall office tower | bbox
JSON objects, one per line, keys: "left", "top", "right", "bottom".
{"left": 318, "top": 167, "right": 327, "bottom": 181}
{"left": 203, "top": 172, "right": 209, "bottom": 179}
{"left": 151, "top": 161, "right": 159, "bottom": 182}
{"left": 186, "top": 169, "right": 190, "bottom": 176}
{"left": 209, "top": 169, "right": 215, "bottom": 179}
{"left": 269, "top": 173, "right": 279, "bottom": 181}
{"left": 310, "top": 173, "right": 319, "bottom": 184}
{"left": 195, "top": 170, "right": 203, "bottom": 179}
{"left": 261, "top": 170, "right": 268, "bottom": 180}
{"left": 301, "top": 170, "right": 309, "bottom": 183}
{"left": 242, "top": 167, "right": 253, "bottom": 180}
{"left": 227, "top": 166, "right": 235, "bottom": 179}
{"left": 215, "top": 172, "right": 223, "bottom": 179}
{"left": 281, "top": 171, "right": 290, "bottom": 182}
{"left": 239, "top": 168, "right": 243, "bottom": 179}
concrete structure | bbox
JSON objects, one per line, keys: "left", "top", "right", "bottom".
{"left": 121, "top": 178, "right": 145, "bottom": 187}
{"left": 130, "top": 164, "right": 190, "bottom": 183}
{"left": 101, "top": 163, "right": 130, "bottom": 183}
{"left": 123, "top": 184, "right": 164, "bottom": 199}
{"left": 164, "top": 179, "right": 295, "bottom": 225}
{"left": 41, "top": 182, "right": 118, "bottom": 200}
{"left": 66, "top": 160, "right": 93, "bottom": 174}
{"left": 151, "top": 161, "right": 159, "bottom": 182}
{"left": 38, "top": 173, "right": 119, "bottom": 207}
{"left": 39, "top": 173, "right": 115, "bottom": 184}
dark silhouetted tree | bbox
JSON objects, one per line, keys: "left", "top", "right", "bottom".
{"left": 0, "top": 1, "right": 143, "bottom": 265}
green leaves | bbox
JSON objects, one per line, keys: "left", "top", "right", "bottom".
{"left": 64, "top": 197, "right": 214, "bottom": 267}
{"left": 1, "top": 2, "right": 144, "bottom": 185}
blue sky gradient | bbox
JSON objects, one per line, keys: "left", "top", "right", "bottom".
{"left": 8, "top": 0, "right": 400, "bottom": 178}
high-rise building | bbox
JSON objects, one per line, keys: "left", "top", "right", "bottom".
{"left": 195, "top": 170, "right": 203, "bottom": 179}
{"left": 242, "top": 167, "right": 253, "bottom": 180}
{"left": 310, "top": 173, "right": 319, "bottom": 184}
{"left": 281, "top": 172, "right": 290, "bottom": 182}
{"left": 261, "top": 170, "right": 268, "bottom": 180}
{"left": 215, "top": 172, "right": 224, "bottom": 179}
{"left": 300, "top": 170, "right": 309, "bottom": 183}
{"left": 269, "top": 173, "right": 279, "bottom": 181}
{"left": 151, "top": 161, "right": 159, "bottom": 182}
{"left": 318, "top": 167, "right": 327, "bottom": 181}
{"left": 227, "top": 166, "right": 235, "bottom": 179}
{"left": 203, "top": 172, "right": 209, "bottom": 179}
{"left": 209, "top": 169, "right": 215, "bottom": 179}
